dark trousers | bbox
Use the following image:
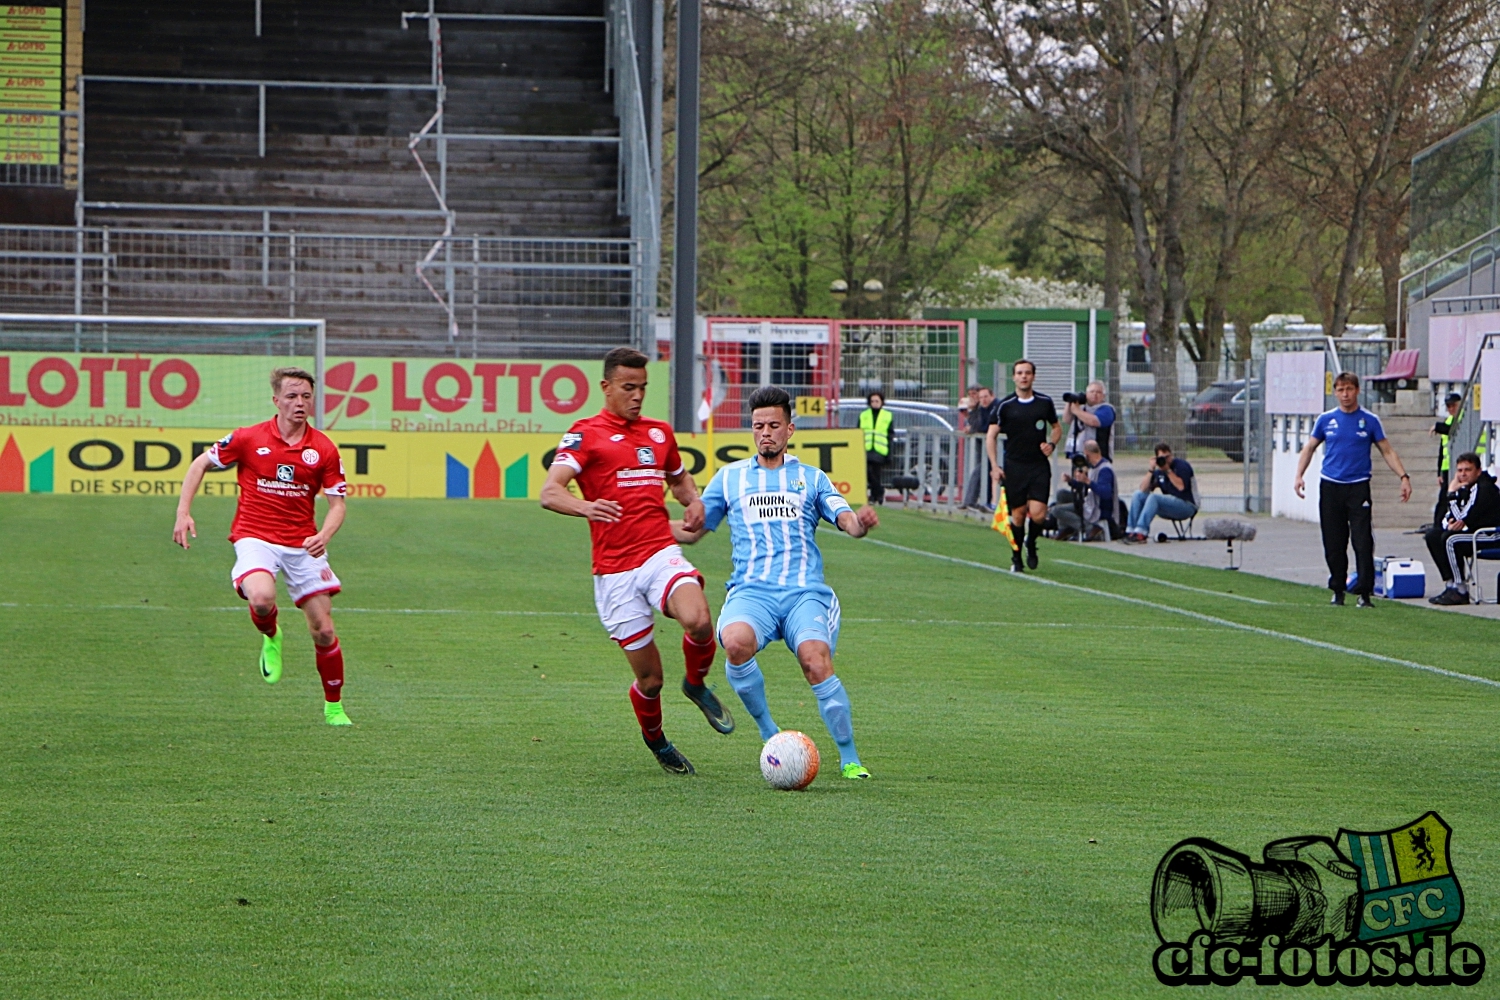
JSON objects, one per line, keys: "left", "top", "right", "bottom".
{"left": 1424, "top": 526, "right": 1471, "bottom": 584}
{"left": 866, "top": 453, "right": 886, "bottom": 504}
{"left": 1433, "top": 473, "right": 1449, "bottom": 528}
{"left": 1320, "top": 479, "right": 1375, "bottom": 594}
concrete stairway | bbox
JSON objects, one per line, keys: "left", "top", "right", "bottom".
{"left": 81, "top": 0, "right": 626, "bottom": 238}
{"left": 1369, "top": 411, "right": 1441, "bottom": 530}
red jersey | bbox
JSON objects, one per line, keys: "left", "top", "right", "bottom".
{"left": 552, "top": 409, "right": 684, "bottom": 575}
{"left": 207, "top": 419, "right": 347, "bottom": 547}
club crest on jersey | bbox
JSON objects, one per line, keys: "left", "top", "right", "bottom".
{"left": 255, "top": 446, "right": 272, "bottom": 455}
{"left": 790, "top": 476, "right": 807, "bottom": 493}
{"left": 649, "top": 427, "right": 666, "bottom": 444}
{"left": 636, "top": 446, "right": 656, "bottom": 466}
{"left": 276, "top": 464, "right": 296, "bottom": 483}
{"left": 301, "top": 448, "right": 320, "bottom": 465}
{"left": 558, "top": 432, "right": 583, "bottom": 450}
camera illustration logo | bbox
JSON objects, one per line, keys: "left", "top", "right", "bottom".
{"left": 1151, "top": 813, "right": 1485, "bottom": 986}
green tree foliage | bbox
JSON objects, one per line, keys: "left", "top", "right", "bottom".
{"left": 696, "top": 0, "right": 1015, "bottom": 317}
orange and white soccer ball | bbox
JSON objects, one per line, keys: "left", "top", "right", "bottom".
{"left": 760, "top": 731, "right": 820, "bottom": 790}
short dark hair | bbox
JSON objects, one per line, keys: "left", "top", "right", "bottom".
{"left": 603, "top": 346, "right": 650, "bottom": 379}
{"left": 747, "top": 385, "right": 793, "bottom": 419}
{"left": 1457, "top": 451, "right": 1483, "bottom": 469}
{"left": 1154, "top": 441, "right": 1173, "bottom": 454}
{"left": 867, "top": 391, "right": 884, "bottom": 405}
{"left": 271, "top": 366, "right": 316, "bottom": 393}
{"left": 1333, "top": 371, "right": 1360, "bottom": 390}
{"left": 1013, "top": 358, "right": 1036, "bottom": 375}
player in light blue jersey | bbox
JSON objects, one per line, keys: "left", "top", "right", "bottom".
{"left": 674, "top": 386, "right": 879, "bottom": 779}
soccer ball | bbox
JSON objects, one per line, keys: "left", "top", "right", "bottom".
{"left": 760, "top": 731, "right": 820, "bottom": 790}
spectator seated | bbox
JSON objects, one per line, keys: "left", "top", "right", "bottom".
{"left": 1425, "top": 452, "right": 1500, "bottom": 605}
{"left": 1124, "top": 442, "right": 1198, "bottom": 543}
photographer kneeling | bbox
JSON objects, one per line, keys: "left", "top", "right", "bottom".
{"left": 1125, "top": 442, "right": 1196, "bottom": 543}
{"left": 1425, "top": 451, "right": 1500, "bottom": 606}
{"left": 1054, "top": 440, "right": 1116, "bottom": 541}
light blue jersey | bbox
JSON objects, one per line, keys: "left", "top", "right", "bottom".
{"left": 700, "top": 455, "right": 853, "bottom": 590}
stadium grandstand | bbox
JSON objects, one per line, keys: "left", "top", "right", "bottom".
{"left": 0, "top": 0, "right": 661, "bottom": 357}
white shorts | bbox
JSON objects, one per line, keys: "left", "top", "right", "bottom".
{"left": 592, "top": 544, "right": 703, "bottom": 647}
{"left": 231, "top": 537, "right": 342, "bottom": 607}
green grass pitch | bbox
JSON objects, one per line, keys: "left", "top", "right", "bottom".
{"left": 2, "top": 496, "right": 1498, "bottom": 998}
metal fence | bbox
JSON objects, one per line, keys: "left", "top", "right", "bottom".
{"left": 0, "top": 225, "right": 642, "bottom": 358}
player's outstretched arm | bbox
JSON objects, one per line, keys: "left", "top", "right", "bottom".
{"left": 303, "top": 494, "right": 346, "bottom": 557}
{"left": 539, "top": 463, "right": 623, "bottom": 521}
{"left": 836, "top": 505, "right": 879, "bottom": 538}
{"left": 172, "top": 451, "right": 214, "bottom": 548}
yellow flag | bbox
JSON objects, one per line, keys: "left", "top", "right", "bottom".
{"left": 991, "top": 486, "right": 1018, "bottom": 551}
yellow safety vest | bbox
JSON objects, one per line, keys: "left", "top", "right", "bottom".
{"left": 1440, "top": 414, "right": 1454, "bottom": 473}
{"left": 859, "top": 407, "right": 893, "bottom": 456}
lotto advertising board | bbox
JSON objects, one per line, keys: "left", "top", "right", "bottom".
{"left": 0, "top": 352, "right": 668, "bottom": 432}
{"left": 0, "top": 426, "right": 866, "bottom": 502}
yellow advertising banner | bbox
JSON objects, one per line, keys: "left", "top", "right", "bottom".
{"left": 0, "top": 426, "right": 867, "bottom": 502}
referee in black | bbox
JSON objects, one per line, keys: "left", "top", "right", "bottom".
{"left": 987, "top": 358, "right": 1061, "bottom": 572}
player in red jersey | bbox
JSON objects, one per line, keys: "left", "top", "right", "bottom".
{"left": 540, "top": 347, "right": 733, "bottom": 774}
{"left": 172, "top": 367, "right": 353, "bottom": 726}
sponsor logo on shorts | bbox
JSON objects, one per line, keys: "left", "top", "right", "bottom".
{"left": 320, "top": 568, "right": 334, "bottom": 582}
{"left": 276, "top": 464, "right": 296, "bottom": 483}
{"left": 636, "top": 446, "right": 656, "bottom": 466}
{"left": 301, "top": 448, "right": 320, "bottom": 465}
{"left": 649, "top": 427, "right": 666, "bottom": 444}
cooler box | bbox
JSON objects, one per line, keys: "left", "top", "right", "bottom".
{"left": 1376, "top": 558, "right": 1425, "bottom": 599}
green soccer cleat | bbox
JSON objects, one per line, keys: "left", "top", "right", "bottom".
{"left": 324, "top": 702, "right": 352, "bottom": 726}
{"left": 841, "top": 763, "right": 871, "bottom": 780}
{"left": 258, "top": 629, "right": 283, "bottom": 684}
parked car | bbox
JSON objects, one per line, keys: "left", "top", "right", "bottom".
{"left": 1185, "top": 380, "right": 1261, "bottom": 462}
{"left": 837, "top": 398, "right": 960, "bottom": 499}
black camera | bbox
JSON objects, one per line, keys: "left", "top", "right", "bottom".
{"left": 1155, "top": 454, "right": 1169, "bottom": 468}
{"left": 1061, "top": 391, "right": 1087, "bottom": 405}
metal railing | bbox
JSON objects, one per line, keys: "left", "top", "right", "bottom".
{"left": 1399, "top": 223, "right": 1500, "bottom": 348}
{"left": 1444, "top": 331, "right": 1500, "bottom": 463}
{"left": 0, "top": 225, "right": 640, "bottom": 358}
{"left": 608, "top": 0, "right": 661, "bottom": 351}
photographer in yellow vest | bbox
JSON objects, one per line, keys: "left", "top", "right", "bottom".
{"left": 860, "top": 392, "right": 894, "bottom": 504}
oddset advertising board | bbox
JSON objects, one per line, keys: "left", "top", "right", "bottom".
{"left": 0, "top": 352, "right": 668, "bottom": 432}
{"left": 0, "top": 426, "right": 867, "bottom": 502}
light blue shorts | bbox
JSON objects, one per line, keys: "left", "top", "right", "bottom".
{"left": 718, "top": 583, "right": 841, "bottom": 656}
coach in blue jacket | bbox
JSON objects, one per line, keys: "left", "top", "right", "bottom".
{"left": 1293, "top": 372, "right": 1411, "bottom": 607}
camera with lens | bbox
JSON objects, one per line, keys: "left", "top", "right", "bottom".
{"left": 1155, "top": 454, "right": 1170, "bottom": 468}
{"left": 1061, "top": 391, "right": 1087, "bottom": 405}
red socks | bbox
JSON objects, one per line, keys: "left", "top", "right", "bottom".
{"left": 629, "top": 682, "right": 663, "bottom": 743}
{"left": 249, "top": 604, "right": 278, "bottom": 637}
{"left": 314, "top": 640, "right": 345, "bottom": 702}
{"left": 683, "top": 634, "right": 716, "bottom": 687}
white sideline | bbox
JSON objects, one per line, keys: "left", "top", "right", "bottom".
{"left": 1051, "top": 559, "right": 1273, "bottom": 604}
{"left": 866, "top": 539, "right": 1500, "bottom": 691}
